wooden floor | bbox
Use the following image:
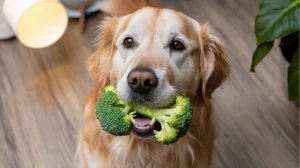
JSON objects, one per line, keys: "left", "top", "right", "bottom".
{"left": 0, "top": 0, "right": 298, "bottom": 167}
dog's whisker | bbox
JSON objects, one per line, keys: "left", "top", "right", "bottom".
{"left": 187, "top": 132, "right": 203, "bottom": 147}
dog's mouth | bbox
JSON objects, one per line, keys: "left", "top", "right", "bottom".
{"left": 131, "top": 113, "right": 161, "bottom": 138}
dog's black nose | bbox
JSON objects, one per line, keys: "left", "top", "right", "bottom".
{"left": 127, "top": 67, "right": 158, "bottom": 94}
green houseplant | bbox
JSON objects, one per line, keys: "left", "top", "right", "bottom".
{"left": 250, "top": 0, "right": 300, "bottom": 101}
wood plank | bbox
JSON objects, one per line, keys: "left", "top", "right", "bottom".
{"left": 0, "top": 101, "right": 14, "bottom": 168}
{"left": 0, "top": 19, "right": 94, "bottom": 168}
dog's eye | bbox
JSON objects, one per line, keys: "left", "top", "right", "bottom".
{"left": 170, "top": 40, "right": 185, "bottom": 51}
{"left": 123, "top": 37, "right": 134, "bottom": 48}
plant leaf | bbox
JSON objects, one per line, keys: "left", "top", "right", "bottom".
{"left": 255, "top": 0, "right": 300, "bottom": 44}
{"left": 288, "top": 47, "right": 299, "bottom": 101}
{"left": 250, "top": 41, "right": 274, "bottom": 72}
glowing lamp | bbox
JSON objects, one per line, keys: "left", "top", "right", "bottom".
{"left": 3, "top": 0, "right": 68, "bottom": 48}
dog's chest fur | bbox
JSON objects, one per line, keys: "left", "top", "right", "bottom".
{"left": 88, "top": 135, "right": 196, "bottom": 168}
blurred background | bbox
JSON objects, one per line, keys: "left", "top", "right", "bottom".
{"left": 0, "top": 0, "right": 298, "bottom": 168}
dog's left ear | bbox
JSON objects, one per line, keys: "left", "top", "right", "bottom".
{"left": 88, "top": 17, "right": 118, "bottom": 87}
{"left": 198, "top": 25, "right": 231, "bottom": 99}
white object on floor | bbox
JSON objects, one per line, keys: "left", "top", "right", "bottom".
{"left": 60, "top": 0, "right": 95, "bottom": 9}
{"left": 2, "top": 0, "right": 68, "bottom": 48}
{"left": 64, "top": 0, "right": 102, "bottom": 18}
{"left": 0, "top": 0, "right": 15, "bottom": 39}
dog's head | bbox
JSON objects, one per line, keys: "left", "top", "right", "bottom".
{"left": 89, "top": 7, "right": 230, "bottom": 138}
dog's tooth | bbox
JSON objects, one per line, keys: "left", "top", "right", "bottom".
{"left": 140, "top": 127, "right": 148, "bottom": 130}
{"left": 150, "top": 117, "right": 156, "bottom": 125}
{"left": 135, "top": 125, "right": 151, "bottom": 130}
{"left": 130, "top": 116, "right": 136, "bottom": 124}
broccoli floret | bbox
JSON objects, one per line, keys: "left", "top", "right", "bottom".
{"left": 95, "top": 85, "right": 193, "bottom": 144}
{"left": 95, "top": 85, "right": 135, "bottom": 136}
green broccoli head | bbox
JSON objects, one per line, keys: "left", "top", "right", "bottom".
{"left": 167, "top": 96, "right": 193, "bottom": 138}
{"left": 153, "top": 123, "right": 179, "bottom": 144}
{"left": 95, "top": 85, "right": 193, "bottom": 144}
{"left": 95, "top": 86, "right": 135, "bottom": 136}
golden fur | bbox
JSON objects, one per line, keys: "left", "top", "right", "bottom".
{"left": 78, "top": 1, "right": 230, "bottom": 168}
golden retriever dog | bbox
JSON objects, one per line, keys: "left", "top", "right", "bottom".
{"left": 78, "top": 0, "right": 230, "bottom": 167}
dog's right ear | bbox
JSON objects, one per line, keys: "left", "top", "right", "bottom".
{"left": 198, "top": 24, "right": 231, "bottom": 99}
{"left": 88, "top": 17, "right": 118, "bottom": 87}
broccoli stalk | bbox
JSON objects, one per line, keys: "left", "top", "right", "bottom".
{"left": 116, "top": 99, "right": 136, "bottom": 124}
{"left": 131, "top": 97, "right": 192, "bottom": 144}
{"left": 95, "top": 85, "right": 193, "bottom": 144}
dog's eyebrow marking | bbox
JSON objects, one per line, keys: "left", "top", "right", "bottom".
{"left": 174, "top": 12, "right": 199, "bottom": 47}
{"left": 150, "top": 8, "right": 161, "bottom": 37}
{"left": 114, "top": 14, "right": 133, "bottom": 44}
